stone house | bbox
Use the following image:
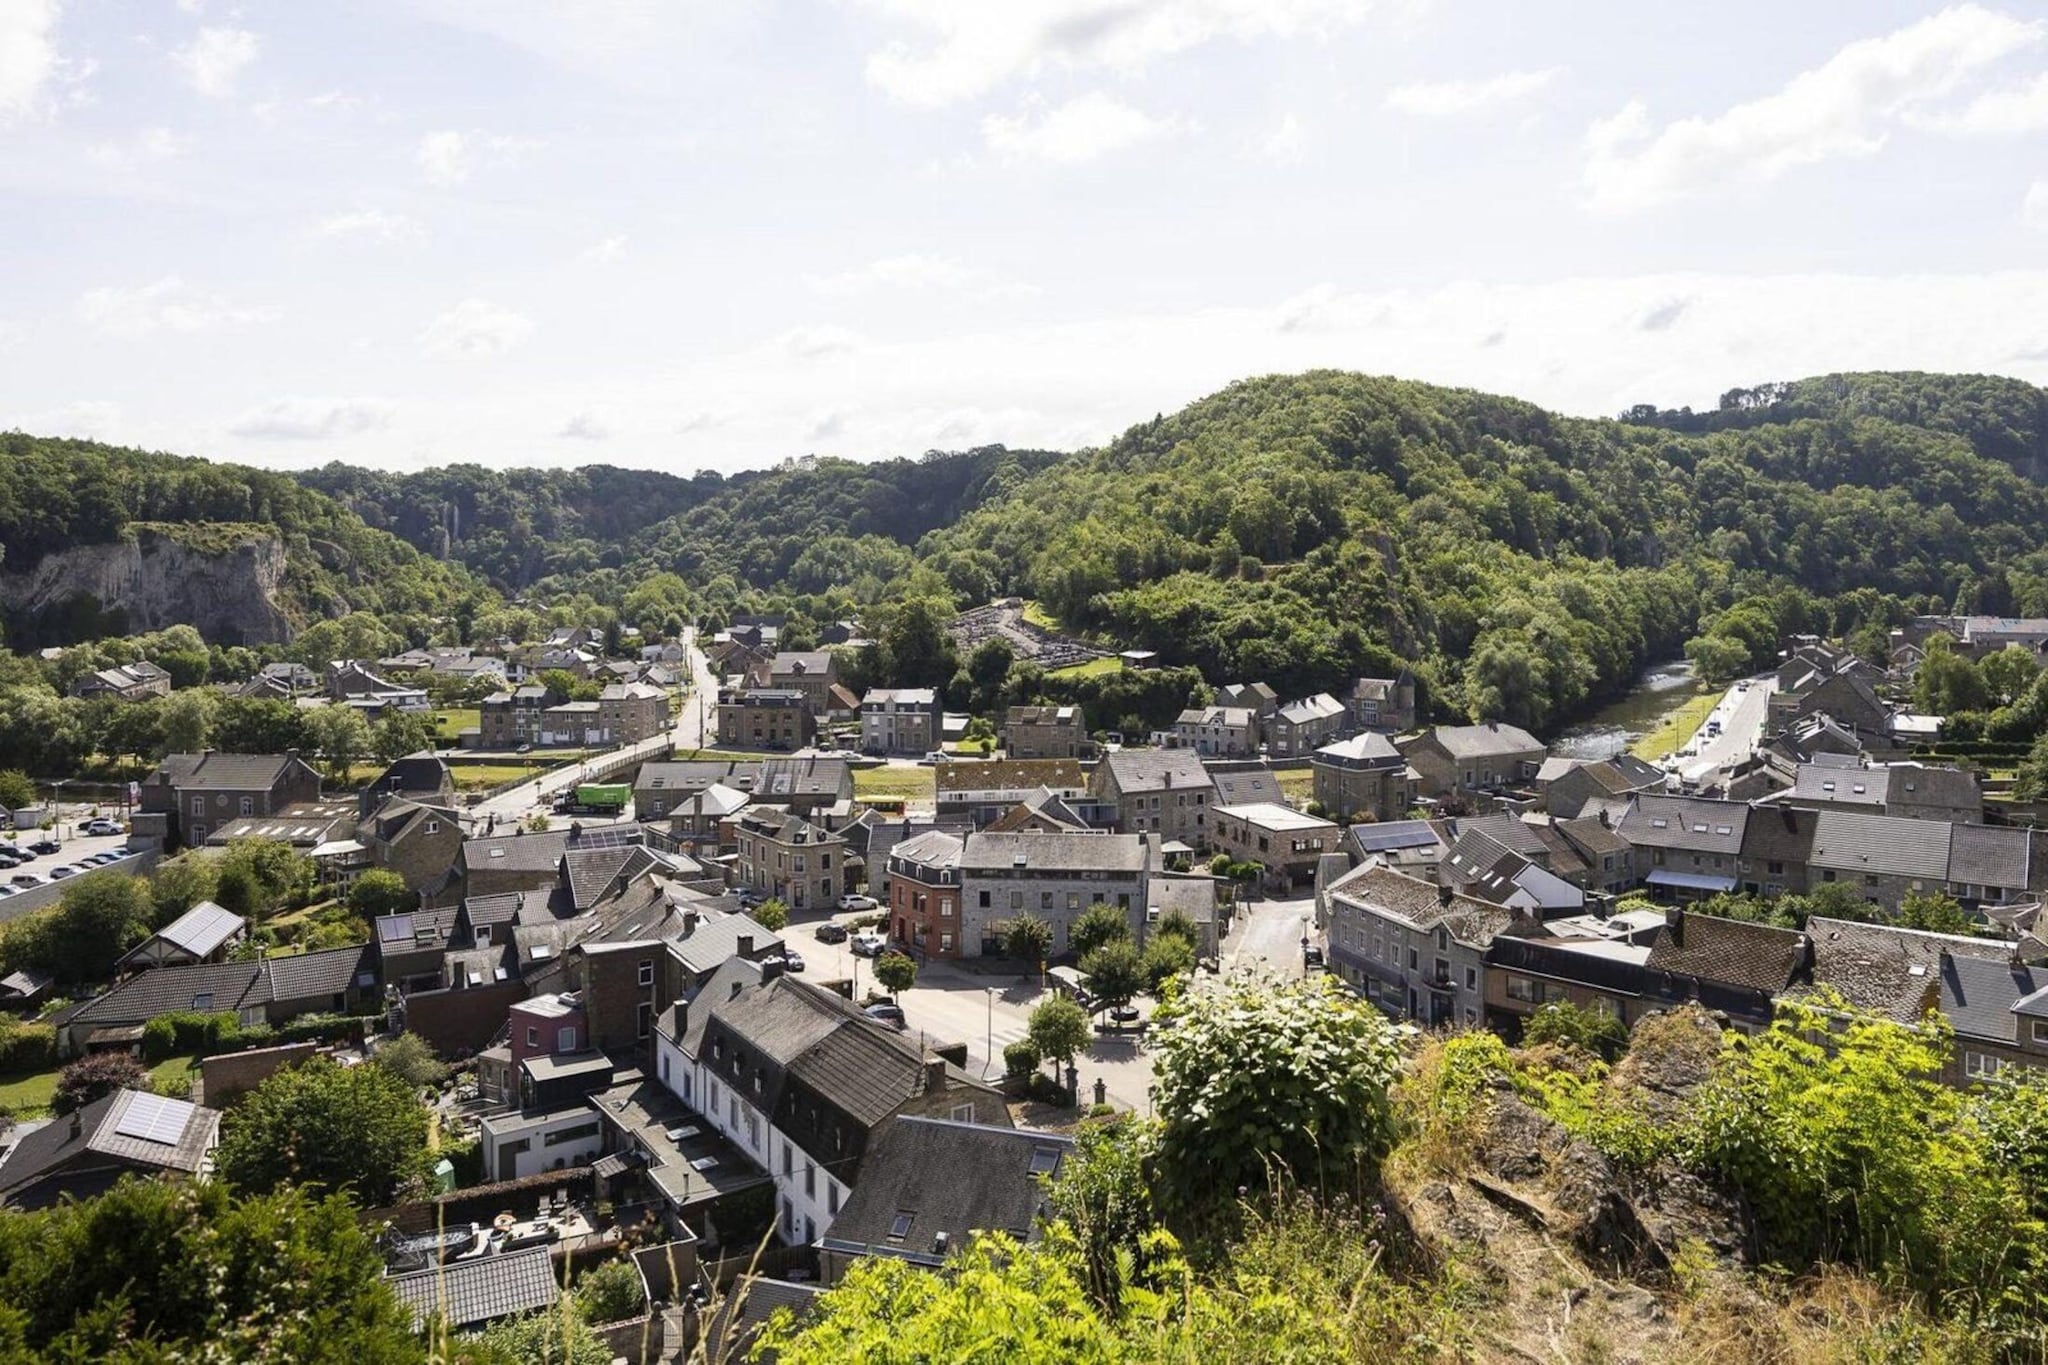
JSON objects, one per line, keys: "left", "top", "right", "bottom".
{"left": 1310, "top": 733, "right": 1416, "bottom": 823}
{"left": 1266, "top": 693, "right": 1347, "bottom": 758}
{"left": 717, "top": 689, "right": 816, "bottom": 750}
{"left": 598, "top": 681, "right": 671, "bottom": 744}
{"left": 768, "top": 652, "right": 839, "bottom": 715}
{"left": 1172, "top": 706, "right": 1258, "bottom": 758}
{"left": 1400, "top": 723, "right": 1546, "bottom": 800}
{"left": 478, "top": 685, "right": 564, "bottom": 749}
{"left": 733, "top": 810, "right": 848, "bottom": 911}
{"left": 1089, "top": 750, "right": 1217, "bottom": 848}
{"left": 70, "top": 661, "right": 172, "bottom": 701}
{"left": 1342, "top": 671, "right": 1417, "bottom": 734}
{"left": 138, "top": 750, "right": 324, "bottom": 849}
{"left": 1540, "top": 755, "right": 1666, "bottom": 819}
{"left": 860, "top": 689, "right": 942, "bottom": 756}
{"left": 1209, "top": 802, "right": 1340, "bottom": 891}
{"left": 1614, "top": 794, "right": 1751, "bottom": 899}
{"left": 1323, "top": 864, "right": 1513, "bottom": 1028}
{"left": 1002, "top": 704, "right": 1088, "bottom": 760}
{"left": 958, "top": 832, "right": 1151, "bottom": 957}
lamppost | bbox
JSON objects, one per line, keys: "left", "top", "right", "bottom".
{"left": 984, "top": 986, "right": 996, "bottom": 1079}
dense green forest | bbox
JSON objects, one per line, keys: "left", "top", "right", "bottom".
{"left": 0, "top": 433, "right": 490, "bottom": 644}
{"left": 12, "top": 370, "right": 2048, "bottom": 734}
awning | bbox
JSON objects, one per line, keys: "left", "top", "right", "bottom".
{"left": 592, "top": 1150, "right": 644, "bottom": 1179}
{"left": 1646, "top": 870, "right": 1737, "bottom": 893}
{"left": 310, "top": 839, "right": 367, "bottom": 859}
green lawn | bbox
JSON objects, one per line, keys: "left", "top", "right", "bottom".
{"left": 1021, "top": 600, "right": 1063, "bottom": 631}
{"left": 853, "top": 767, "right": 936, "bottom": 804}
{"left": 151, "top": 1053, "right": 200, "bottom": 1097}
{"left": 1046, "top": 655, "right": 1123, "bottom": 680}
{"left": 433, "top": 707, "right": 481, "bottom": 741}
{"left": 450, "top": 764, "right": 546, "bottom": 792}
{"left": 1276, "top": 770, "right": 1315, "bottom": 804}
{"left": 1629, "top": 686, "right": 1719, "bottom": 762}
{"left": 0, "top": 1067, "right": 59, "bottom": 1116}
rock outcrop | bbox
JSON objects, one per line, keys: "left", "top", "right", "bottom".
{"left": 0, "top": 524, "right": 292, "bottom": 643}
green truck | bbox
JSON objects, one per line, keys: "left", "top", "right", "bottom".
{"left": 570, "top": 783, "right": 631, "bottom": 814}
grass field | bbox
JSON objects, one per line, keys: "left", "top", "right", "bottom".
{"left": 1046, "top": 655, "right": 1123, "bottom": 680}
{"left": 0, "top": 1066, "right": 59, "bottom": 1116}
{"left": 853, "top": 766, "right": 936, "bottom": 804}
{"left": 1021, "top": 600, "right": 1063, "bottom": 631}
{"left": 1276, "top": 770, "right": 1315, "bottom": 804}
{"left": 450, "top": 764, "right": 546, "bottom": 791}
{"left": 1629, "top": 686, "right": 1719, "bottom": 762}
{"left": 151, "top": 1053, "right": 199, "bottom": 1096}
{"left": 433, "top": 707, "right": 481, "bottom": 741}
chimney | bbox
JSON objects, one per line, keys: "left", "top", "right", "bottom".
{"left": 1666, "top": 904, "right": 1685, "bottom": 945}
{"left": 1799, "top": 934, "right": 1816, "bottom": 980}
{"left": 1436, "top": 882, "right": 1453, "bottom": 908}
{"left": 1598, "top": 807, "right": 1611, "bottom": 828}
{"left": 924, "top": 1057, "right": 948, "bottom": 1094}
{"left": 285, "top": 747, "right": 299, "bottom": 758}
{"left": 933, "top": 1230, "right": 950, "bottom": 1255}
{"left": 69, "top": 1110, "right": 83, "bottom": 1139}
{"left": 682, "top": 910, "right": 700, "bottom": 938}
{"left": 737, "top": 934, "right": 755, "bottom": 957}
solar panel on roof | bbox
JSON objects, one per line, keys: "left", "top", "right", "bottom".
{"left": 115, "top": 1092, "right": 195, "bottom": 1146}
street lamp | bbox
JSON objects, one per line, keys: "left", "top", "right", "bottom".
{"left": 984, "top": 986, "right": 996, "bottom": 1080}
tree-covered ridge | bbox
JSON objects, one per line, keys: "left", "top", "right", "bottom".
{"left": 0, "top": 433, "right": 490, "bottom": 636}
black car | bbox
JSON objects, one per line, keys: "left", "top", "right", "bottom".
{"left": 28, "top": 840, "right": 59, "bottom": 856}
{"left": 814, "top": 922, "right": 849, "bottom": 944}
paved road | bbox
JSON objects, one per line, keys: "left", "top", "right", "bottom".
{"left": 1674, "top": 673, "right": 1777, "bottom": 786}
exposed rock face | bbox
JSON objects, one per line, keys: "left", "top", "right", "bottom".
{"left": 0, "top": 526, "right": 292, "bottom": 643}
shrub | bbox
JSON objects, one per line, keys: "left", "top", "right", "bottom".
{"left": 753, "top": 898, "right": 790, "bottom": 931}
{"left": 1522, "top": 999, "right": 1629, "bottom": 1061}
{"left": 52, "top": 1051, "right": 149, "bottom": 1114}
{"left": 576, "top": 1257, "right": 648, "bottom": 1325}
{"left": 372, "top": 1031, "right": 447, "bottom": 1090}
{"left": 1004, "top": 1039, "right": 1042, "bottom": 1079}
{"left": 0, "top": 1019, "right": 55, "bottom": 1072}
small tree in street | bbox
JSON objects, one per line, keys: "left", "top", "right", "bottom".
{"left": 874, "top": 949, "right": 918, "bottom": 997}
{"left": 1069, "top": 902, "right": 1131, "bottom": 958}
{"left": 1028, "top": 996, "right": 1090, "bottom": 1085}
{"left": 753, "top": 898, "right": 790, "bottom": 932}
{"left": 1003, "top": 914, "right": 1054, "bottom": 965}
{"left": 1081, "top": 941, "right": 1144, "bottom": 1021}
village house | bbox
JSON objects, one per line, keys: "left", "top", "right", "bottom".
{"left": 1615, "top": 794, "right": 1751, "bottom": 899}
{"left": 69, "top": 660, "right": 172, "bottom": 702}
{"left": 1088, "top": 750, "right": 1217, "bottom": 848}
{"left": 1266, "top": 693, "right": 1348, "bottom": 758}
{"left": 935, "top": 759, "right": 1089, "bottom": 825}
{"left": 860, "top": 689, "right": 943, "bottom": 756}
{"left": 478, "top": 685, "right": 564, "bottom": 749}
{"left": 1539, "top": 754, "right": 1667, "bottom": 819}
{"left": 766, "top": 651, "right": 840, "bottom": 715}
{"left": 1172, "top": 706, "right": 1258, "bottom": 758}
{"left": 1310, "top": 733, "right": 1417, "bottom": 823}
{"left": 1002, "top": 704, "right": 1088, "bottom": 760}
{"left": 597, "top": 681, "right": 672, "bottom": 745}
{"left": 1212, "top": 682, "right": 1279, "bottom": 723}
{"left": 0, "top": 1091, "right": 221, "bottom": 1210}
{"left": 716, "top": 689, "right": 816, "bottom": 751}
{"left": 958, "top": 831, "right": 1151, "bottom": 957}
{"left": 1208, "top": 803, "right": 1340, "bottom": 891}
{"left": 886, "top": 830, "right": 965, "bottom": 959}
{"left": 1323, "top": 864, "right": 1514, "bottom": 1028}
{"left": 1400, "top": 723, "right": 1546, "bottom": 801}
{"left": 137, "top": 750, "right": 325, "bottom": 849}
{"left": 733, "top": 810, "right": 848, "bottom": 911}
{"left": 1342, "top": 671, "right": 1417, "bottom": 734}
{"left": 1772, "top": 760, "right": 1982, "bottom": 825}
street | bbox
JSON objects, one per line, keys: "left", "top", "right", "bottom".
{"left": 1674, "top": 672, "right": 1777, "bottom": 786}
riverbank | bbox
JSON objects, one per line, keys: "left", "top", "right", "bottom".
{"left": 1629, "top": 685, "right": 1720, "bottom": 762}
{"left": 1552, "top": 661, "right": 1716, "bottom": 762}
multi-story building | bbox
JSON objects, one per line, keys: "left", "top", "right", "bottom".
{"left": 886, "top": 831, "right": 964, "bottom": 958}
{"left": 733, "top": 810, "right": 847, "bottom": 911}
{"left": 1208, "top": 803, "right": 1340, "bottom": 891}
{"left": 1089, "top": 750, "right": 1216, "bottom": 847}
{"left": 1311, "top": 733, "right": 1416, "bottom": 822}
{"left": 958, "top": 832, "right": 1150, "bottom": 956}
{"left": 717, "top": 689, "right": 817, "bottom": 751}
{"left": 654, "top": 957, "right": 1009, "bottom": 1249}
{"left": 1172, "top": 706, "right": 1258, "bottom": 758}
{"left": 137, "top": 750, "right": 325, "bottom": 849}
{"left": 1323, "top": 865, "right": 1513, "bottom": 1028}
{"left": 1002, "top": 704, "right": 1088, "bottom": 760}
{"left": 935, "top": 759, "right": 1088, "bottom": 825}
{"left": 859, "top": 690, "right": 942, "bottom": 755}
{"left": 767, "top": 652, "right": 839, "bottom": 715}
{"left": 1342, "top": 671, "right": 1417, "bottom": 734}
{"left": 1400, "top": 723, "right": 1546, "bottom": 800}
{"left": 1615, "top": 794, "right": 1750, "bottom": 899}
{"left": 598, "top": 681, "right": 672, "bottom": 745}
{"left": 70, "top": 661, "right": 172, "bottom": 702}
{"left": 1266, "top": 693, "right": 1347, "bottom": 758}
{"left": 478, "top": 685, "right": 564, "bottom": 749}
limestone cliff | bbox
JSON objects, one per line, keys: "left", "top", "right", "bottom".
{"left": 0, "top": 523, "right": 293, "bottom": 643}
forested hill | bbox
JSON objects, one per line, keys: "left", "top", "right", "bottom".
{"left": 0, "top": 434, "right": 490, "bottom": 645}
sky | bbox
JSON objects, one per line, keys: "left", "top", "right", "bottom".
{"left": 4, "top": 1, "right": 2048, "bottom": 474}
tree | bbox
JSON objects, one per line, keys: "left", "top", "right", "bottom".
{"left": 372, "top": 1031, "right": 448, "bottom": 1091}
{"left": 213, "top": 696, "right": 308, "bottom": 755}
{"left": 1004, "top": 914, "right": 1054, "bottom": 965}
{"left": 215, "top": 1057, "right": 433, "bottom": 1205}
{"left": 1982, "top": 644, "right": 2041, "bottom": 707}
{"left": 1140, "top": 933, "right": 1196, "bottom": 993}
{"left": 157, "top": 685, "right": 219, "bottom": 755}
{"left": 0, "top": 1178, "right": 421, "bottom": 1362}
{"left": 1080, "top": 941, "right": 1144, "bottom": 1016}
{"left": 217, "top": 837, "right": 313, "bottom": 919}
{"left": 371, "top": 709, "right": 434, "bottom": 763}
{"left": 1902, "top": 890, "right": 1975, "bottom": 936}
{"left": 347, "top": 869, "right": 414, "bottom": 920}
{"left": 1069, "top": 902, "right": 1131, "bottom": 958}
{"left": 874, "top": 950, "right": 918, "bottom": 996}
{"left": 11, "top": 871, "right": 156, "bottom": 982}
{"left": 214, "top": 862, "right": 261, "bottom": 919}
{"left": 1043, "top": 1116, "right": 1162, "bottom": 1312}
{"left": 301, "top": 704, "right": 371, "bottom": 780}
{"left": 148, "top": 851, "right": 219, "bottom": 927}
{"left": 1522, "top": 999, "right": 1629, "bottom": 1060}
{"left": 753, "top": 897, "right": 790, "bottom": 932}
{"left": 575, "top": 1257, "right": 647, "bottom": 1325}
{"left": 1151, "top": 976, "right": 1401, "bottom": 1221}
{"left": 51, "top": 1051, "right": 149, "bottom": 1114}
{"left": 0, "top": 769, "right": 34, "bottom": 810}
{"left": 1028, "top": 997, "right": 1090, "bottom": 1076}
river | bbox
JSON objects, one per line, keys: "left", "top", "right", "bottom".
{"left": 1550, "top": 660, "right": 1711, "bottom": 761}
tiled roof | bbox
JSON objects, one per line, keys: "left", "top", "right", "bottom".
{"left": 1176, "top": 706, "right": 1256, "bottom": 727}
{"left": 1790, "top": 763, "right": 1885, "bottom": 807}
{"left": 386, "top": 1246, "right": 559, "bottom": 1331}
{"left": 0, "top": 1090, "right": 218, "bottom": 1202}
{"left": 1645, "top": 912, "right": 1807, "bottom": 995}
{"left": 1885, "top": 764, "right": 1979, "bottom": 811}
{"left": 1210, "top": 769, "right": 1284, "bottom": 806}
{"left": 1094, "top": 749, "right": 1211, "bottom": 795}
{"left": 462, "top": 829, "right": 571, "bottom": 875}
{"left": 151, "top": 751, "right": 311, "bottom": 792}
{"left": 1449, "top": 814, "right": 1550, "bottom": 858}
{"left": 1420, "top": 723, "right": 1543, "bottom": 759}
{"left": 936, "top": 759, "right": 1085, "bottom": 795}
{"left": 1939, "top": 953, "right": 2045, "bottom": 1044}
{"left": 1617, "top": 795, "right": 1749, "bottom": 856}
{"left": 1005, "top": 704, "right": 1081, "bottom": 727}
{"left": 1948, "top": 823, "right": 2032, "bottom": 890}
{"left": 563, "top": 845, "right": 638, "bottom": 911}
{"left": 891, "top": 830, "right": 963, "bottom": 870}
{"left": 1315, "top": 733, "right": 1403, "bottom": 766}
{"left": 1801, "top": 916, "right": 2010, "bottom": 1023}
{"left": 1327, "top": 865, "right": 1514, "bottom": 944}
{"left": 1738, "top": 805, "right": 1818, "bottom": 866}
{"left": 1275, "top": 693, "right": 1345, "bottom": 726}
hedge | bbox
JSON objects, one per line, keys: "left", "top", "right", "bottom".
{"left": 139, "top": 1009, "right": 371, "bottom": 1063}
{"left": 0, "top": 1021, "right": 57, "bottom": 1073}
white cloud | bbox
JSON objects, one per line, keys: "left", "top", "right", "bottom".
{"left": 858, "top": 0, "right": 1372, "bottom": 107}
{"left": 87, "top": 126, "right": 187, "bottom": 170}
{"left": 1584, "top": 5, "right": 2043, "bottom": 212}
{"left": 0, "top": 0, "right": 62, "bottom": 118}
{"left": 173, "top": 26, "right": 259, "bottom": 98}
{"left": 579, "top": 234, "right": 627, "bottom": 263}
{"left": 806, "top": 253, "right": 1034, "bottom": 300}
{"left": 1385, "top": 67, "right": 1560, "bottom": 117}
{"left": 2026, "top": 180, "right": 2048, "bottom": 228}
{"left": 983, "top": 91, "right": 1182, "bottom": 163}
{"left": 307, "top": 209, "right": 422, "bottom": 244}
{"left": 556, "top": 407, "right": 615, "bottom": 440}
{"left": 775, "top": 324, "right": 865, "bottom": 359}
{"left": 414, "top": 128, "right": 536, "bottom": 186}
{"left": 1261, "top": 111, "right": 1306, "bottom": 163}
{"left": 77, "top": 277, "right": 277, "bottom": 337}
{"left": 1918, "top": 69, "right": 2048, "bottom": 133}
{"left": 227, "top": 397, "right": 395, "bottom": 440}
{"left": 419, "top": 299, "right": 534, "bottom": 356}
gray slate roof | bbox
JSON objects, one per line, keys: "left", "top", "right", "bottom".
{"left": 1095, "top": 749, "right": 1213, "bottom": 795}
{"left": 462, "top": 829, "right": 572, "bottom": 875}
{"left": 69, "top": 943, "right": 372, "bottom": 1028}
{"left": 1809, "top": 811, "right": 1952, "bottom": 880}
{"left": 0, "top": 1090, "right": 218, "bottom": 1205}
{"left": 1801, "top": 916, "right": 2011, "bottom": 1023}
{"left": 1948, "top": 823, "right": 2032, "bottom": 890}
{"left": 1210, "top": 769, "right": 1284, "bottom": 806}
{"left": 1618, "top": 795, "right": 1749, "bottom": 856}
{"left": 386, "top": 1245, "right": 559, "bottom": 1330}
{"left": 1421, "top": 723, "right": 1543, "bottom": 759}
{"left": 1939, "top": 953, "right": 2046, "bottom": 1044}
{"left": 959, "top": 832, "right": 1147, "bottom": 874}
{"left": 822, "top": 1116, "right": 1068, "bottom": 1265}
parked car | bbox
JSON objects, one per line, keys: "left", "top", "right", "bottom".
{"left": 775, "top": 952, "right": 806, "bottom": 974}
{"left": 10, "top": 873, "right": 42, "bottom": 887}
{"left": 917, "top": 751, "right": 943, "bottom": 765}
{"left": 837, "top": 893, "right": 878, "bottom": 912}
{"left": 851, "top": 929, "right": 888, "bottom": 958}
{"left": 83, "top": 819, "right": 123, "bottom": 836}
{"left": 863, "top": 1002, "right": 906, "bottom": 1029}
{"left": 0, "top": 849, "right": 23, "bottom": 867}
{"left": 815, "top": 922, "right": 849, "bottom": 945}
{"left": 47, "top": 865, "right": 78, "bottom": 879}
{"left": 28, "top": 840, "right": 60, "bottom": 856}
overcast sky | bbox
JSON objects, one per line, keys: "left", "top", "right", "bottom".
{"left": 5, "top": 1, "right": 2048, "bottom": 473}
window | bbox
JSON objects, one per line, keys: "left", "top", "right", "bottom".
{"left": 805, "top": 1161, "right": 816, "bottom": 1197}
{"left": 638, "top": 958, "right": 655, "bottom": 987}
{"left": 950, "top": 1102, "right": 976, "bottom": 1121}
{"left": 1041, "top": 892, "right": 1053, "bottom": 909}
{"left": 940, "top": 897, "right": 953, "bottom": 918}
{"left": 192, "top": 796, "right": 205, "bottom": 815}
{"left": 1506, "top": 975, "right": 1538, "bottom": 1003}
{"left": 940, "top": 932, "right": 954, "bottom": 951}
{"left": 1406, "top": 948, "right": 1418, "bottom": 970}
{"left": 889, "top": 1212, "right": 915, "bottom": 1240}
{"left": 1465, "top": 967, "right": 1478, "bottom": 990}
{"left": 557, "top": 1026, "right": 577, "bottom": 1052}
{"left": 638, "top": 1001, "right": 653, "bottom": 1039}
{"left": 544, "top": 1121, "right": 600, "bottom": 1146}
{"left": 426, "top": 821, "right": 439, "bottom": 834}
{"left": 239, "top": 796, "right": 254, "bottom": 816}
{"left": 828, "top": 1184, "right": 841, "bottom": 1215}
{"left": 1067, "top": 893, "right": 1080, "bottom": 911}
{"left": 783, "top": 1142, "right": 793, "bottom": 1176}
{"left": 526, "top": 1027, "right": 539, "bottom": 1047}
{"left": 1435, "top": 928, "right": 1448, "bottom": 951}
{"left": 1966, "top": 1051, "right": 2009, "bottom": 1079}
{"left": 1010, "top": 891, "right": 1023, "bottom": 910}
{"left": 745, "top": 1112, "right": 759, "bottom": 1148}
{"left": 2033, "top": 1020, "right": 2048, "bottom": 1046}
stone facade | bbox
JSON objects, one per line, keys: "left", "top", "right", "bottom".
{"left": 717, "top": 690, "right": 816, "bottom": 751}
